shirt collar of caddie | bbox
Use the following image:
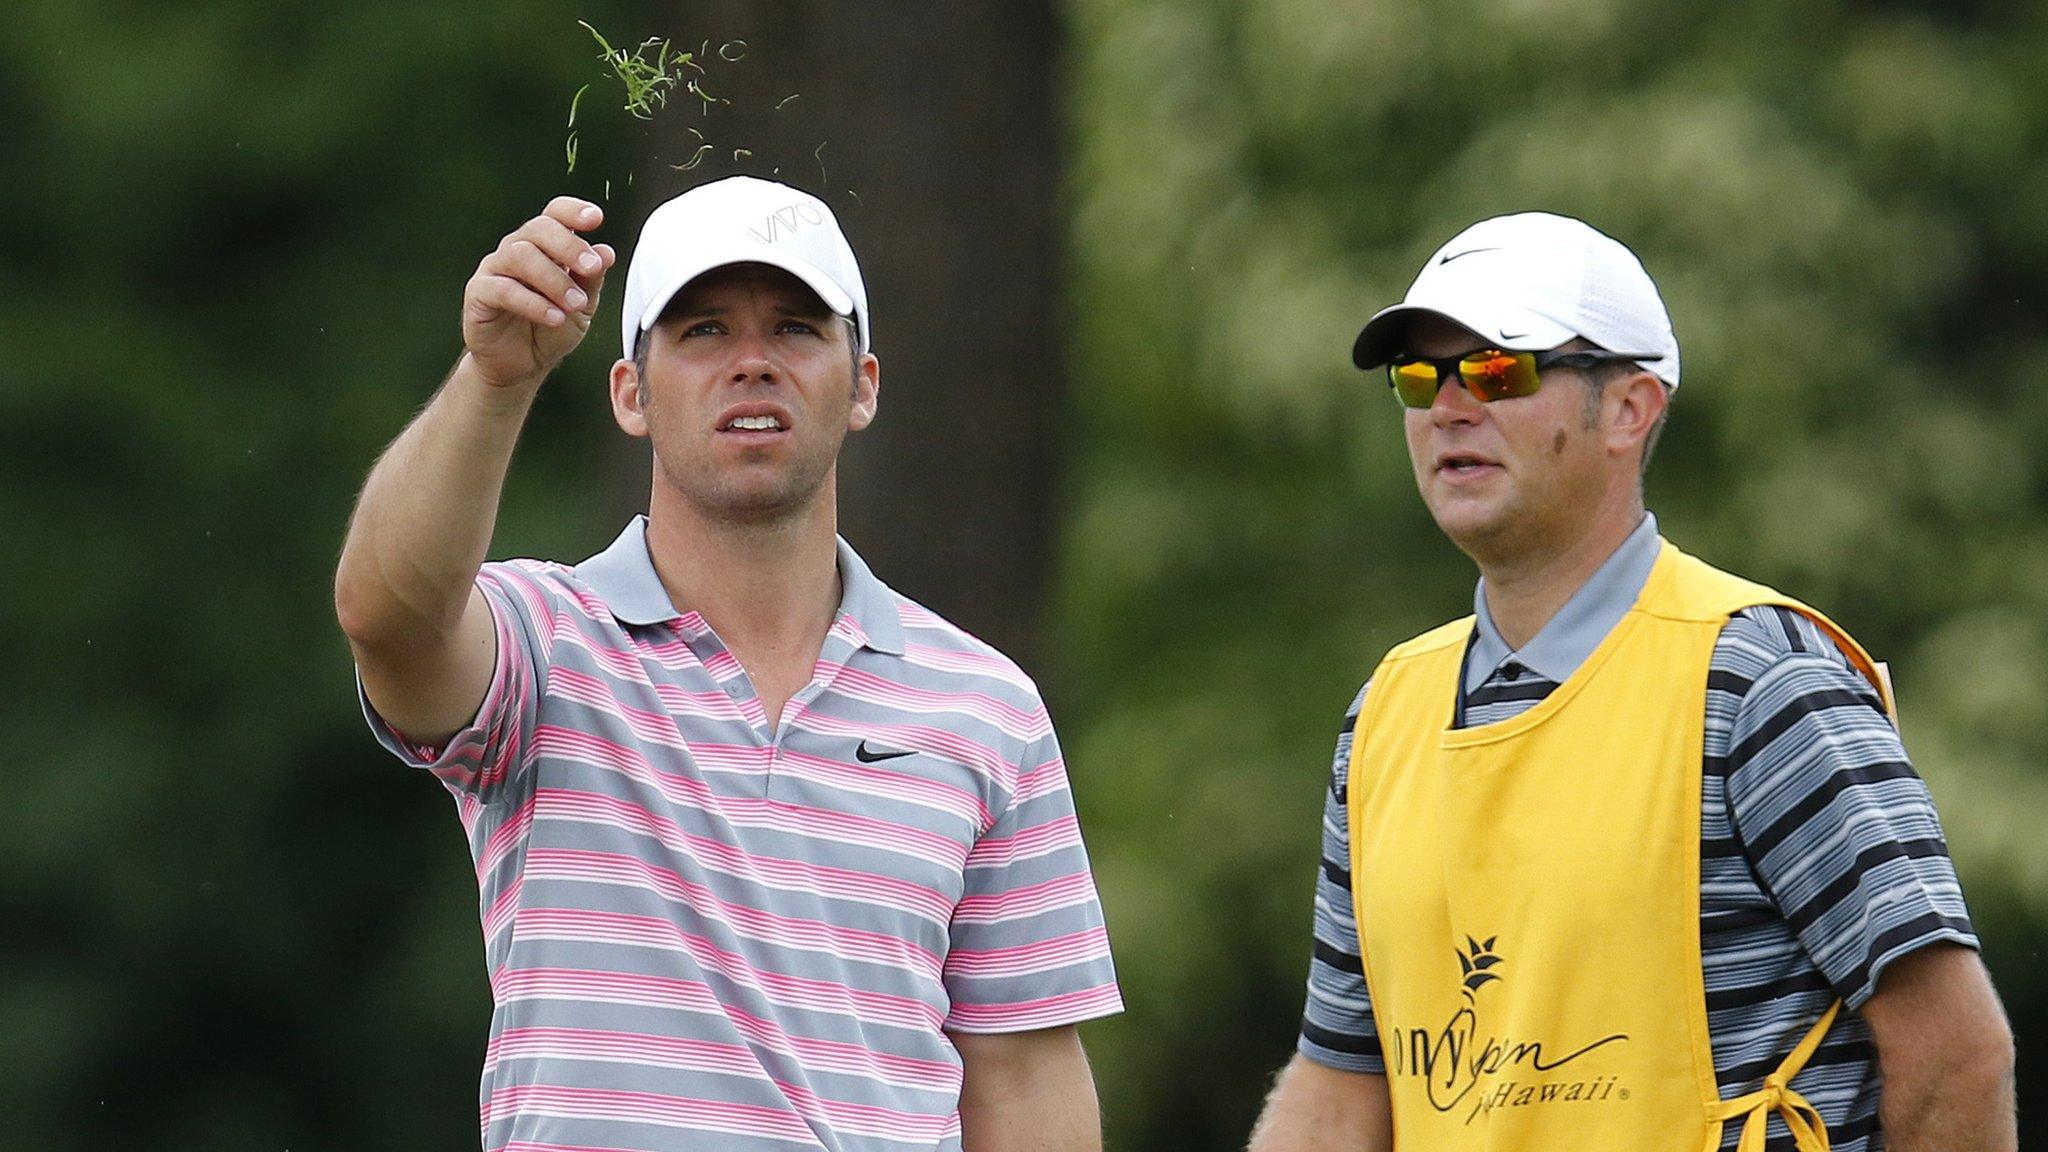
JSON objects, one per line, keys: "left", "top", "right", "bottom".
{"left": 1466, "top": 511, "right": 1662, "bottom": 693}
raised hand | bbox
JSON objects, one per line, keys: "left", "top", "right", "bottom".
{"left": 461, "top": 197, "right": 618, "bottom": 389}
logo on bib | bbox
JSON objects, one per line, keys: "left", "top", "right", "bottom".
{"left": 1383, "top": 935, "right": 1632, "bottom": 1124}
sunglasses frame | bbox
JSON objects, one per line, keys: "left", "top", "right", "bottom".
{"left": 1387, "top": 348, "right": 1665, "bottom": 408}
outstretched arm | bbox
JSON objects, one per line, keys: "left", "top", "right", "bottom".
{"left": 335, "top": 196, "right": 614, "bottom": 744}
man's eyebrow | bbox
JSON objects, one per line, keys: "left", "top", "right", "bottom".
{"left": 774, "top": 296, "right": 835, "bottom": 320}
{"left": 662, "top": 297, "right": 727, "bottom": 321}
{"left": 664, "top": 288, "right": 834, "bottom": 323}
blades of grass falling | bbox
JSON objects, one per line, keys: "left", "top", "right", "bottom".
{"left": 671, "top": 144, "right": 715, "bottom": 172}
{"left": 579, "top": 19, "right": 688, "bottom": 120}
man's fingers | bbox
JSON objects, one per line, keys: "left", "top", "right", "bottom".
{"left": 568, "top": 274, "right": 603, "bottom": 317}
{"left": 469, "top": 274, "right": 567, "bottom": 328}
{"left": 544, "top": 196, "right": 603, "bottom": 233}
{"left": 568, "top": 243, "right": 617, "bottom": 310}
{"left": 579, "top": 242, "right": 618, "bottom": 279}
{"left": 513, "top": 214, "right": 606, "bottom": 283}
{"left": 486, "top": 239, "right": 588, "bottom": 314}
{"left": 462, "top": 201, "right": 610, "bottom": 342}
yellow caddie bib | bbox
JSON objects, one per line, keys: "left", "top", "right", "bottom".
{"left": 1348, "top": 540, "right": 1893, "bottom": 1152}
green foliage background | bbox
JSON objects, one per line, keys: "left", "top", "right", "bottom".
{"left": 1, "top": 2, "right": 639, "bottom": 1146}
{"left": 1, "top": 0, "right": 2040, "bottom": 1148}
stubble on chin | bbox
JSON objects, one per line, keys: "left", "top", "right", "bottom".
{"left": 657, "top": 450, "right": 834, "bottom": 527}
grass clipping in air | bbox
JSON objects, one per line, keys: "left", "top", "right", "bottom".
{"left": 562, "top": 22, "right": 827, "bottom": 192}
{"left": 566, "top": 21, "right": 726, "bottom": 173}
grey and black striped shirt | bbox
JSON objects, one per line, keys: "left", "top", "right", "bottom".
{"left": 1298, "top": 517, "right": 1976, "bottom": 1152}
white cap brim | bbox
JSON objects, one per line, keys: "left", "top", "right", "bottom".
{"left": 1352, "top": 301, "right": 1575, "bottom": 369}
{"left": 629, "top": 244, "right": 859, "bottom": 357}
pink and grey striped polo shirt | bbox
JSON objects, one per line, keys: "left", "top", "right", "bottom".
{"left": 361, "top": 517, "right": 1122, "bottom": 1151}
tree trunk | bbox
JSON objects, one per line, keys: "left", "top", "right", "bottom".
{"left": 632, "top": 0, "right": 1063, "bottom": 668}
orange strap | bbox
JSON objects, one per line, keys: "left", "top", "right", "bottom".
{"left": 1702, "top": 1000, "right": 1841, "bottom": 1152}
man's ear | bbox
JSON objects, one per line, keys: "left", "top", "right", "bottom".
{"left": 847, "top": 352, "right": 880, "bottom": 432}
{"left": 610, "top": 358, "right": 649, "bottom": 438}
{"left": 1606, "top": 369, "right": 1667, "bottom": 457}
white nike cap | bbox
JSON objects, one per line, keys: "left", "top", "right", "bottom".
{"left": 1352, "top": 212, "right": 1680, "bottom": 388}
{"left": 620, "top": 175, "right": 870, "bottom": 360}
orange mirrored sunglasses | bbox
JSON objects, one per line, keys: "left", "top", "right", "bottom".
{"left": 1387, "top": 348, "right": 1662, "bottom": 408}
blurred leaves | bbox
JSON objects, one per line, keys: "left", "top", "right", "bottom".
{"left": 1, "top": 0, "right": 634, "bottom": 1146}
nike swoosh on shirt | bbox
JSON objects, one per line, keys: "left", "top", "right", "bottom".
{"left": 855, "top": 741, "right": 915, "bottom": 763}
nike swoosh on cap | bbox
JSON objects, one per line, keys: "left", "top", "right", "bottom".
{"left": 1438, "top": 247, "right": 1502, "bottom": 265}
{"left": 854, "top": 740, "right": 915, "bottom": 763}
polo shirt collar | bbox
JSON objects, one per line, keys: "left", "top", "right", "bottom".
{"left": 573, "top": 517, "right": 677, "bottom": 626}
{"left": 1466, "top": 512, "right": 1661, "bottom": 694}
{"left": 572, "top": 516, "right": 905, "bottom": 655}
{"left": 831, "top": 534, "right": 906, "bottom": 655}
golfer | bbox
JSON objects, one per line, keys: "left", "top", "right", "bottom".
{"left": 1247, "top": 213, "right": 2014, "bottom": 1151}
{"left": 335, "top": 177, "right": 1120, "bottom": 1151}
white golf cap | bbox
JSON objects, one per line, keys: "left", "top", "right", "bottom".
{"left": 1352, "top": 212, "right": 1679, "bottom": 388}
{"left": 620, "top": 175, "right": 869, "bottom": 360}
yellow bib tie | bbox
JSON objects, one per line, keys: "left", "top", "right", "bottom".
{"left": 1702, "top": 1001, "right": 1840, "bottom": 1152}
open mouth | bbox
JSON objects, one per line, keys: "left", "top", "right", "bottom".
{"left": 1436, "top": 451, "right": 1499, "bottom": 476}
{"left": 716, "top": 404, "right": 793, "bottom": 436}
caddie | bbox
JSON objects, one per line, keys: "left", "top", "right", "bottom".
{"left": 1247, "top": 212, "right": 2014, "bottom": 1152}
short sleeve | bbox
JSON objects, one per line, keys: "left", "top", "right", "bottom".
{"left": 1722, "top": 607, "right": 1979, "bottom": 1009}
{"left": 942, "top": 729, "right": 1123, "bottom": 1033}
{"left": 1298, "top": 680, "right": 1384, "bottom": 1073}
{"left": 357, "top": 560, "right": 562, "bottom": 805}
